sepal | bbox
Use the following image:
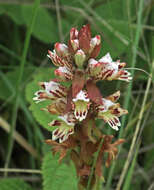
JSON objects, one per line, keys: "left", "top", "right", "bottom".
{"left": 74, "top": 49, "right": 86, "bottom": 68}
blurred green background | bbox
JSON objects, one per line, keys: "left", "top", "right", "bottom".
{"left": 0, "top": 0, "right": 154, "bottom": 190}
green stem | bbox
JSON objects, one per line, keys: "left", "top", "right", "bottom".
{"left": 4, "top": 0, "right": 41, "bottom": 176}
{"left": 105, "top": 0, "right": 144, "bottom": 188}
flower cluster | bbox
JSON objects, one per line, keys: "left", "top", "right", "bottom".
{"left": 33, "top": 24, "right": 132, "bottom": 189}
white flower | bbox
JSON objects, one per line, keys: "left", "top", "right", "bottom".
{"left": 72, "top": 90, "right": 90, "bottom": 121}
{"left": 49, "top": 113, "right": 75, "bottom": 143}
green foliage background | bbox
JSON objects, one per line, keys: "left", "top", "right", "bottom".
{"left": 0, "top": 0, "right": 154, "bottom": 190}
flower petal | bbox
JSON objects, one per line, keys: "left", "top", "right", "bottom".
{"left": 54, "top": 66, "right": 73, "bottom": 81}
{"left": 39, "top": 81, "right": 68, "bottom": 99}
{"left": 47, "top": 50, "right": 71, "bottom": 69}
{"left": 106, "top": 91, "right": 120, "bottom": 102}
{"left": 72, "top": 90, "right": 90, "bottom": 121}
{"left": 49, "top": 113, "right": 75, "bottom": 143}
{"left": 97, "top": 94, "right": 128, "bottom": 130}
{"left": 47, "top": 98, "right": 67, "bottom": 115}
{"left": 33, "top": 90, "right": 48, "bottom": 103}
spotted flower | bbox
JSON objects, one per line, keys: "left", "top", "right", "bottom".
{"left": 49, "top": 113, "right": 76, "bottom": 143}
{"left": 97, "top": 91, "right": 128, "bottom": 130}
{"left": 72, "top": 90, "right": 90, "bottom": 121}
{"left": 87, "top": 53, "right": 132, "bottom": 82}
{"left": 33, "top": 24, "right": 133, "bottom": 189}
{"left": 33, "top": 81, "right": 67, "bottom": 103}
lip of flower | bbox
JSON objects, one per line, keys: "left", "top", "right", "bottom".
{"left": 97, "top": 92, "right": 128, "bottom": 130}
{"left": 72, "top": 90, "right": 90, "bottom": 121}
{"left": 49, "top": 114, "right": 75, "bottom": 143}
{"left": 87, "top": 53, "right": 132, "bottom": 82}
{"left": 38, "top": 81, "right": 67, "bottom": 99}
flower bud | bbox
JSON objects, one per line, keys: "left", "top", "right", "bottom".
{"left": 78, "top": 24, "right": 91, "bottom": 53}
{"left": 54, "top": 43, "right": 69, "bottom": 58}
{"left": 89, "top": 35, "right": 101, "bottom": 58}
{"left": 70, "top": 27, "right": 78, "bottom": 40}
{"left": 70, "top": 39, "right": 79, "bottom": 52}
{"left": 74, "top": 49, "right": 86, "bottom": 68}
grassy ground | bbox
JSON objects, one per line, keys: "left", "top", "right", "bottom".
{"left": 0, "top": 0, "right": 154, "bottom": 190}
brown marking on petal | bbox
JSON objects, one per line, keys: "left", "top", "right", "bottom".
{"left": 60, "top": 134, "right": 65, "bottom": 141}
{"left": 68, "top": 129, "right": 73, "bottom": 134}
{"left": 118, "top": 62, "right": 126, "bottom": 69}
{"left": 50, "top": 90, "right": 61, "bottom": 98}
{"left": 38, "top": 82, "right": 45, "bottom": 89}
{"left": 80, "top": 111, "right": 82, "bottom": 117}
{"left": 102, "top": 69, "right": 111, "bottom": 79}
{"left": 55, "top": 89, "right": 65, "bottom": 97}
{"left": 86, "top": 80, "right": 102, "bottom": 104}
{"left": 123, "top": 71, "right": 128, "bottom": 75}
{"left": 120, "top": 76, "right": 129, "bottom": 79}
{"left": 114, "top": 117, "right": 119, "bottom": 124}
{"left": 52, "top": 120, "right": 61, "bottom": 126}
{"left": 108, "top": 120, "right": 114, "bottom": 126}
{"left": 54, "top": 129, "right": 59, "bottom": 135}
{"left": 83, "top": 111, "right": 86, "bottom": 116}
{"left": 112, "top": 108, "right": 120, "bottom": 115}
{"left": 114, "top": 96, "right": 119, "bottom": 101}
{"left": 106, "top": 70, "right": 114, "bottom": 79}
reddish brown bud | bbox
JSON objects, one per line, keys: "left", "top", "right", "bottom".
{"left": 90, "top": 43, "right": 101, "bottom": 58}
{"left": 86, "top": 80, "right": 102, "bottom": 104}
{"left": 78, "top": 24, "right": 91, "bottom": 53}
{"left": 70, "top": 27, "right": 78, "bottom": 40}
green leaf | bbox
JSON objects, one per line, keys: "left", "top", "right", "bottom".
{"left": 90, "top": 0, "right": 136, "bottom": 58}
{"left": 21, "top": 5, "right": 58, "bottom": 43}
{"left": 0, "top": 68, "right": 34, "bottom": 101}
{"left": 42, "top": 152, "right": 78, "bottom": 190}
{"left": 25, "top": 68, "right": 57, "bottom": 131}
{"left": 0, "top": 4, "right": 58, "bottom": 43}
{"left": 0, "top": 178, "right": 34, "bottom": 190}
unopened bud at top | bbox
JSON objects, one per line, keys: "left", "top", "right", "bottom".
{"left": 70, "top": 27, "right": 78, "bottom": 40}
{"left": 74, "top": 49, "right": 86, "bottom": 69}
{"left": 89, "top": 35, "right": 101, "bottom": 58}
